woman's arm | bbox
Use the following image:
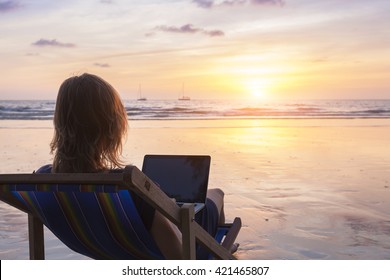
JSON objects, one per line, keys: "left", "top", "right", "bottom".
{"left": 150, "top": 210, "right": 183, "bottom": 259}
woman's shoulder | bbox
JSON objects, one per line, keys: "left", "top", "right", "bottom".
{"left": 109, "top": 168, "right": 125, "bottom": 174}
{"left": 35, "top": 165, "right": 126, "bottom": 174}
{"left": 35, "top": 164, "right": 53, "bottom": 173}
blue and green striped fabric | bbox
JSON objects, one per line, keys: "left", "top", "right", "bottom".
{"left": 6, "top": 184, "right": 164, "bottom": 260}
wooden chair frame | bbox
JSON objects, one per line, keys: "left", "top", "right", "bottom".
{"left": 0, "top": 165, "right": 241, "bottom": 260}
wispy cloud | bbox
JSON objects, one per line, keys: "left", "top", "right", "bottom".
{"left": 94, "top": 63, "right": 110, "bottom": 68}
{"left": 100, "top": 0, "right": 114, "bottom": 4}
{"left": 205, "top": 29, "right": 225, "bottom": 37}
{"left": 251, "top": 0, "right": 285, "bottom": 6}
{"left": 157, "top": 24, "right": 199, "bottom": 34}
{"left": 154, "top": 24, "right": 224, "bottom": 37}
{"left": 31, "top": 39, "right": 76, "bottom": 48}
{"left": 192, "top": 0, "right": 285, "bottom": 8}
{"left": 192, "top": 0, "right": 214, "bottom": 8}
{"left": 0, "top": 0, "right": 21, "bottom": 13}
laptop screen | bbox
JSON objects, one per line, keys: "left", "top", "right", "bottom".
{"left": 142, "top": 155, "right": 210, "bottom": 203}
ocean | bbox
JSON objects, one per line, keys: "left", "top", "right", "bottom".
{"left": 1, "top": 99, "right": 390, "bottom": 120}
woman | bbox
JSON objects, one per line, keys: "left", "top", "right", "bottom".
{"left": 39, "top": 73, "right": 226, "bottom": 259}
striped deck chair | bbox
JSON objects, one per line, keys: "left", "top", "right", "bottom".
{"left": 0, "top": 165, "right": 241, "bottom": 260}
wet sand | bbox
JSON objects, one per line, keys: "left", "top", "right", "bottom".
{"left": 1, "top": 119, "right": 390, "bottom": 259}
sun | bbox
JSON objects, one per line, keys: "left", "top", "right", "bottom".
{"left": 250, "top": 88, "right": 264, "bottom": 98}
{"left": 246, "top": 79, "right": 269, "bottom": 100}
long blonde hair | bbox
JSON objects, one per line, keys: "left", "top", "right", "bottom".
{"left": 50, "top": 73, "right": 128, "bottom": 172}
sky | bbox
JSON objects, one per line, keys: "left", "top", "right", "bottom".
{"left": 0, "top": 0, "right": 389, "bottom": 100}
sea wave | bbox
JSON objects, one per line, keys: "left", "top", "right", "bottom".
{"left": 1, "top": 99, "right": 390, "bottom": 120}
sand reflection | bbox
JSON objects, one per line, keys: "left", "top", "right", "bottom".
{"left": 1, "top": 119, "right": 390, "bottom": 259}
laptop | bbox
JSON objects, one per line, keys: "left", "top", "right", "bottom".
{"left": 142, "top": 155, "right": 211, "bottom": 213}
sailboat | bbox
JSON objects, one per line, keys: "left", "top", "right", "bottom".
{"left": 137, "top": 84, "right": 147, "bottom": 101}
{"left": 178, "top": 95, "right": 190, "bottom": 101}
{"left": 178, "top": 83, "right": 190, "bottom": 101}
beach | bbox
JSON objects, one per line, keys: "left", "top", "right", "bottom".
{"left": 1, "top": 118, "right": 390, "bottom": 259}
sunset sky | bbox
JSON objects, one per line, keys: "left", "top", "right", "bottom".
{"left": 1, "top": 0, "right": 389, "bottom": 100}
